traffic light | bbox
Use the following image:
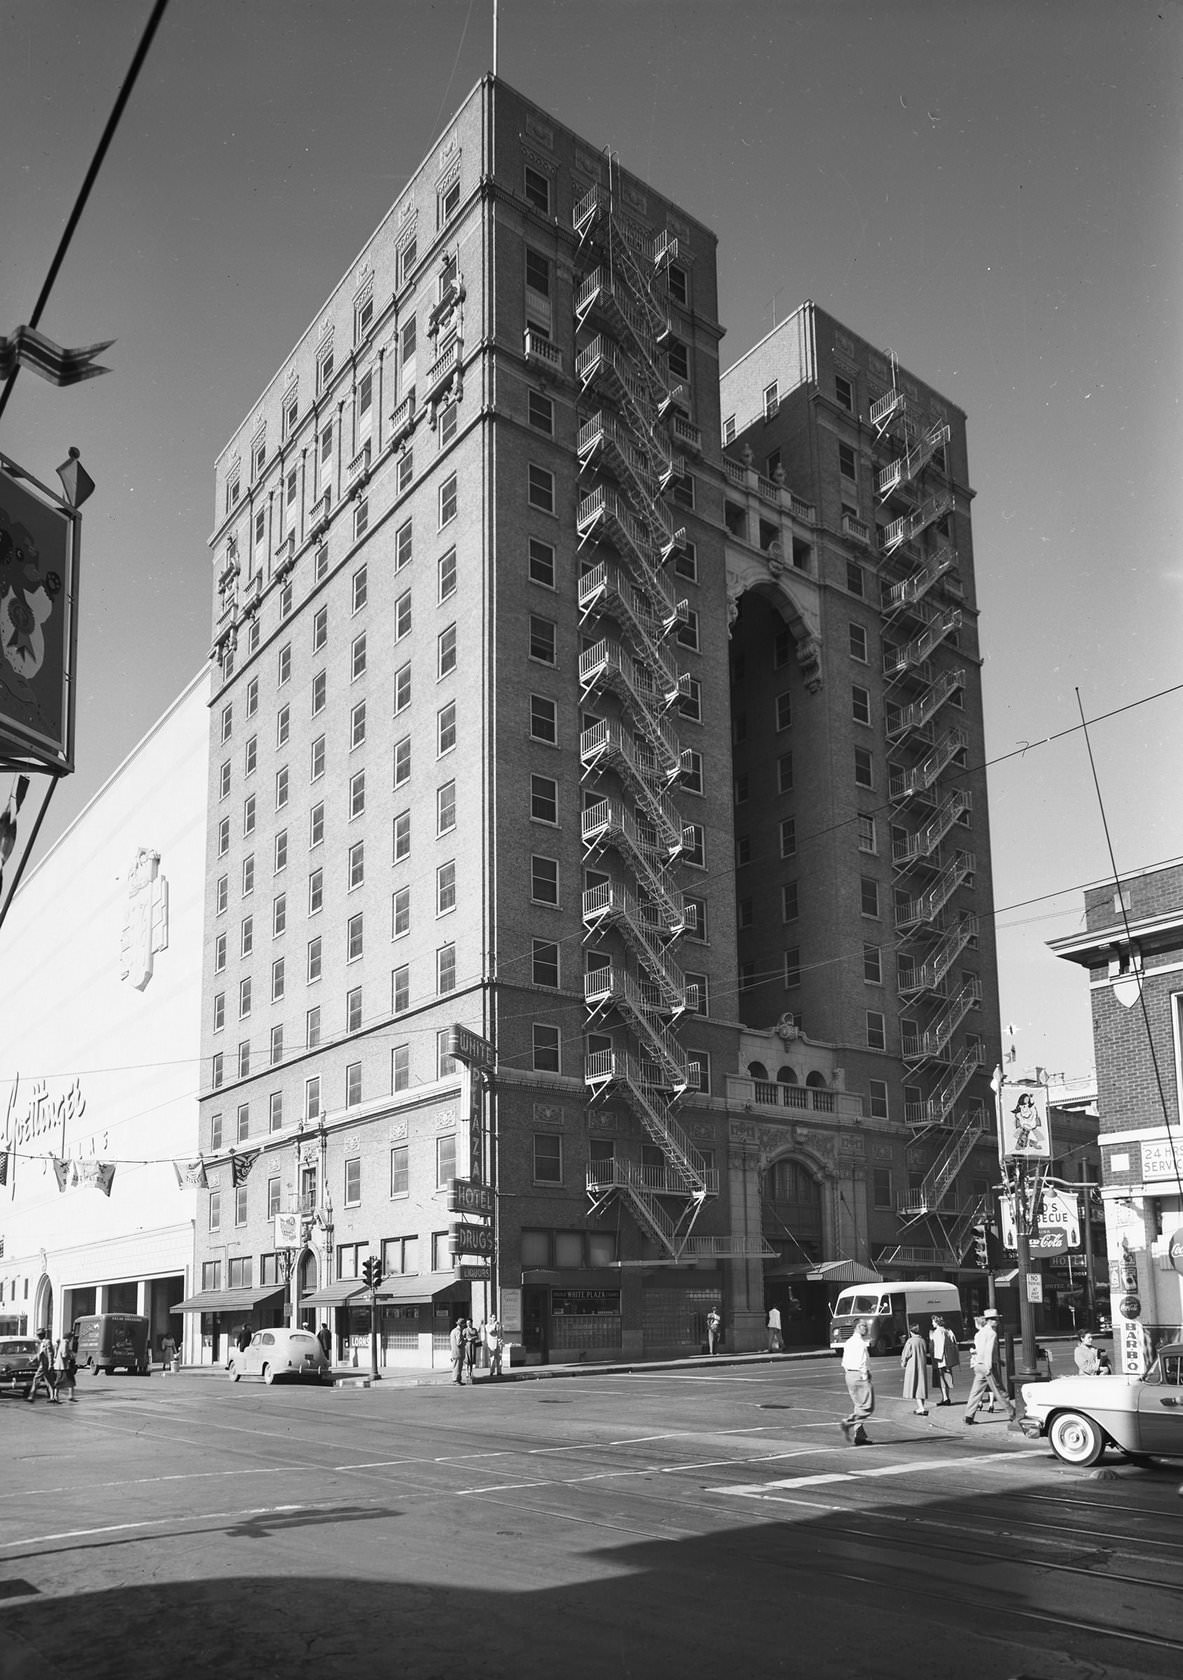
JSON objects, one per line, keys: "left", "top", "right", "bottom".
{"left": 361, "top": 1256, "right": 382, "bottom": 1290}
{"left": 972, "top": 1223, "right": 990, "bottom": 1269}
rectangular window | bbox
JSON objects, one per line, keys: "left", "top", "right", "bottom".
{"left": 533, "top": 1134, "right": 562, "bottom": 1185}
{"left": 529, "top": 538, "right": 555, "bottom": 588}
{"left": 208, "top": 1191, "right": 221, "bottom": 1233}
{"left": 309, "top": 868, "right": 324, "bottom": 915}
{"left": 438, "top": 547, "right": 457, "bottom": 602}
{"left": 683, "top": 824, "right": 705, "bottom": 868}
{"left": 271, "top": 957, "right": 285, "bottom": 1002}
{"left": 835, "top": 373, "right": 854, "bottom": 412}
{"left": 237, "top": 1039, "right": 251, "bottom": 1079}
{"left": 236, "top": 1102, "right": 251, "bottom": 1143}
{"left": 532, "top": 939, "right": 559, "bottom": 989}
{"left": 270, "top": 1024, "right": 283, "bottom": 1065}
{"left": 352, "top": 562, "right": 368, "bottom": 612}
{"left": 351, "top": 631, "right": 367, "bottom": 681}
{"left": 393, "top": 661, "right": 411, "bottom": 714}
{"left": 529, "top": 695, "right": 557, "bottom": 743}
{"left": 846, "top": 559, "right": 864, "bottom": 596}
{"left": 682, "top": 750, "right": 703, "bottom": 795}
{"left": 678, "top": 677, "right": 701, "bottom": 723}
{"left": 857, "top": 815, "right": 877, "bottom": 854}
{"left": 528, "top": 389, "right": 554, "bottom": 434}
{"left": 529, "top": 615, "right": 557, "bottom": 665}
{"left": 783, "top": 949, "right": 801, "bottom": 988}
{"left": 439, "top": 175, "right": 460, "bottom": 226}
{"left": 854, "top": 747, "right": 874, "bottom": 788}
{"left": 234, "top": 1184, "right": 248, "bottom": 1227}
{"left": 214, "top": 932, "right": 227, "bottom": 974}
{"left": 242, "top": 854, "right": 255, "bottom": 895}
{"left": 436, "top": 943, "right": 456, "bottom": 994}
{"left": 782, "top": 880, "right": 799, "bottom": 921}
{"left": 868, "top": 1079, "right": 889, "bottom": 1121}
{"left": 436, "top": 859, "right": 457, "bottom": 916}
{"left": 275, "top": 766, "right": 290, "bottom": 810}
{"left": 779, "top": 816, "right": 796, "bottom": 858}
{"left": 216, "top": 874, "right": 228, "bottom": 915}
{"left": 778, "top": 753, "right": 794, "bottom": 794}
{"left": 524, "top": 165, "right": 550, "bottom": 212}
{"left": 239, "top": 977, "right": 252, "bottom": 1019}
{"left": 390, "top": 1145, "right": 409, "bottom": 1197}
{"left": 312, "top": 604, "right": 328, "bottom": 652}
{"left": 392, "top": 1042, "right": 410, "bottom": 1092}
{"left": 436, "top": 1133, "right": 456, "bottom": 1189}
{"left": 349, "top": 769, "right": 366, "bottom": 819}
{"left": 439, "top": 473, "right": 458, "bottom": 527}
{"left": 531, "top": 774, "right": 558, "bottom": 823}
{"left": 866, "top": 1011, "right": 887, "bottom": 1051}
{"left": 348, "top": 840, "right": 365, "bottom": 891}
{"left": 243, "top": 793, "right": 256, "bottom": 837}
{"left": 394, "top": 589, "right": 412, "bottom": 640}
{"left": 344, "top": 1155, "right": 361, "bottom": 1206}
{"left": 684, "top": 896, "right": 706, "bottom": 942}
{"left": 438, "top": 701, "right": 456, "bottom": 755}
{"left": 436, "top": 779, "right": 456, "bottom": 835}
{"left": 687, "top": 1050, "right": 710, "bottom": 1094}
{"left": 307, "top": 935, "right": 322, "bottom": 982}
{"left": 310, "top": 736, "right": 326, "bottom": 781}
{"left": 860, "top": 876, "right": 880, "bottom": 918}
{"left": 852, "top": 685, "right": 871, "bottom": 726}
{"left": 438, "top": 623, "right": 457, "bottom": 678}
{"left": 392, "top": 886, "right": 410, "bottom": 939}
{"left": 274, "top": 830, "right": 288, "bottom": 872}
{"left": 393, "top": 736, "right": 411, "bottom": 787}
{"left": 392, "top": 963, "right": 409, "bottom": 1013}
{"left": 305, "top": 1076, "right": 321, "bottom": 1122}
{"left": 849, "top": 623, "right": 868, "bottom": 662}
{"left": 839, "top": 441, "right": 856, "bottom": 479}
{"left": 864, "top": 943, "right": 884, "bottom": 985}
{"left": 531, "top": 855, "right": 559, "bottom": 904}
{"left": 393, "top": 809, "right": 411, "bottom": 861}
{"left": 270, "top": 1090, "right": 284, "bottom": 1132}
{"left": 306, "top": 1006, "right": 321, "bottom": 1051}
{"left": 527, "top": 464, "right": 555, "bottom": 513}
{"left": 351, "top": 700, "right": 367, "bottom": 749}
{"left": 347, "top": 912, "right": 364, "bottom": 962}
{"left": 532, "top": 1023, "right": 560, "bottom": 1073}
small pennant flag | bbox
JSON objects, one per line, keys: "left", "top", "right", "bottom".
{"left": 51, "top": 1157, "right": 70, "bottom": 1192}
{"left": 231, "top": 1149, "right": 260, "bottom": 1186}
{"left": 0, "top": 1146, "right": 9, "bottom": 1186}
{"left": 0, "top": 326, "right": 113, "bottom": 386}
{"left": 174, "top": 1159, "right": 208, "bottom": 1189}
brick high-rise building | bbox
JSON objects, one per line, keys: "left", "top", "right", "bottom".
{"left": 191, "top": 79, "right": 1002, "bottom": 1369}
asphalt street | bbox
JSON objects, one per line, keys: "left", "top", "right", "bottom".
{"left": 2, "top": 1357, "right": 1181, "bottom": 1680}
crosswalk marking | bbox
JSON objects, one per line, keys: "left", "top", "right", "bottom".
{"left": 712, "top": 1449, "right": 1024, "bottom": 1496}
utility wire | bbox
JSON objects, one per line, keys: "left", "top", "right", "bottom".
{"left": 0, "top": 0, "right": 170, "bottom": 427}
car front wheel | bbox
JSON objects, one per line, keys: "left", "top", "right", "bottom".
{"left": 1048, "top": 1409, "right": 1106, "bottom": 1466}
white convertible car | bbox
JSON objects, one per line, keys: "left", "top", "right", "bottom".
{"left": 1021, "top": 1340, "right": 1183, "bottom": 1465}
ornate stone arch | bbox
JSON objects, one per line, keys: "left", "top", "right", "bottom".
{"left": 724, "top": 554, "right": 823, "bottom": 693}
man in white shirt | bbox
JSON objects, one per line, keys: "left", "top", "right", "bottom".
{"left": 767, "top": 1305, "right": 783, "bottom": 1352}
{"left": 839, "top": 1318, "right": 874, "bottom": 1445}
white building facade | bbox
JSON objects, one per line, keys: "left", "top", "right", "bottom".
{"left": 0, "top": 670, "right": 209, "bottom": 1360}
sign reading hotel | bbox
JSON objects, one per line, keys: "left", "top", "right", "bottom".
{"left": 0, "top": 462, "right": 79, "bottom": 772}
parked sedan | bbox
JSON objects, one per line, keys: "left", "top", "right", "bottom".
{"left": 226, "top": 1328, "right": 332, "bottom": 1386}
{"left": 0, "top": 1337, "right": 39, "bottom": 1397}
{"left": 1021, "top": 1340, "right": 1183, "bottom": 1465}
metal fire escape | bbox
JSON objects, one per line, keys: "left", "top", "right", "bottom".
{"left": 572, "top": 180, "right": 716, "bottom": 1260}
{"left": 873, "top": 380, "right": 986, "bottom": 1261}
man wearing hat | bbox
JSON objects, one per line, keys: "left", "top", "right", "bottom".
{"left": 963, "top": 1308, "right": 1013, "bottom": 1424}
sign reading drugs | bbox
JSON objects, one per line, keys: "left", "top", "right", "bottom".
{"left": 449, "top": 1222, "right": 495, "bottom": 1259}
{"left": 0, "top": 462, "right": 79, "bottom": 771}
{"left": 999, "top": 1083, "right": 1050, "bottom": 1160}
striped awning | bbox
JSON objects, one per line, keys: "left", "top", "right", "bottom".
{"left": 805, "top": 1260, "right": 883, "bottom": 1286}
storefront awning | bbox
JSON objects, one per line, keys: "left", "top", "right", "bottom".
{"left": 301, "top": 1279, "right": 367, "bottom": 1307}
{"left": 173, "top": 1286, "right": 285, "bottom": 1314}
{"left": 375, "top": 1275, "right": 470, "bottom": 1304}
{"left": 993, "top": 1268, "right": 1020, "bottom": 1287}
{"left": 805, "top": 1260, "right": 883, "bottom": 1286}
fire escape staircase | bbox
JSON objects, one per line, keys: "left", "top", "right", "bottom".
{"left": 896, "top": 1110, "right": 989, "bottom": 1228}
{"left": 885, "top": 670, "right": 966, "bottom": 745}
{"left": 904, "top": 1044, "right": 985, "bottom": 1136}
{"left": 894, "top": 851, "right": 976, "bottom": 932}
{"left": 898, "top": 913, "right": 979, "bottom": 999}
{"left": 572, "top": 176, "right": 715, "bottom": 1260}
{"left": 877, "top": 422, "right": 951, "bottom": 500}
{"left": 901, "top": 978, "right": 983, "bottom": 1070}
{"left": 882, "top": 490, "right": 956, "bottom": 556}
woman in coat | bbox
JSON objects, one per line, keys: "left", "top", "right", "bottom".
{"left": 900, "top": 1321, "right": 929, "bottom": 1415}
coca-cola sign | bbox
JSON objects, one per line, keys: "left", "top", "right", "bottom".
{"left": 1169, "top": 1229, "right": 1183, "bottom": 1276}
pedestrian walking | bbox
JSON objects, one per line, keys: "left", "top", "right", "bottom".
{"left": 929, "top": 1313, "right": 959, "bottom": 1405}
{"left": 900, "top": 1322, "right": 929, "bottom": 1414}
{"left": 449, "top": 1318, "right": 468, "bottom": 1385}
{"left": 26, "top": 1328, "right": 58, "bottom": 1404}
{"left": 160, "top": 1331, "right": 178, "bottom": 1374}
{"left": 767, "top": 1304, "right": 783, "bottom": 1352}
{"left": 706, "top": 1308, "right": 722, "bottom": 1355}
{"left": 963, "top": 1308, "right": 1014, "bottom": 1424}
{"left": 316, "top": 1322, "right": 332, "bottom": 1362}
{"left": 484, "top": 1315, "right": 504, "bottom": 1379}
{"left": 839, "top": 1318, "right": 874, "bottom": 1445}
{"left": 56, "top": 1333, "right": 78, "bottom": 1401}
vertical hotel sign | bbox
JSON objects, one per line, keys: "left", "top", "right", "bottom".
{"left": 0, "top": 460, "right": 79, "bottom": 773}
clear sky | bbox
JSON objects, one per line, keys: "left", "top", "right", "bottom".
{"left": 2, "top": 0, "right": 1180, "bottom": 1081}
